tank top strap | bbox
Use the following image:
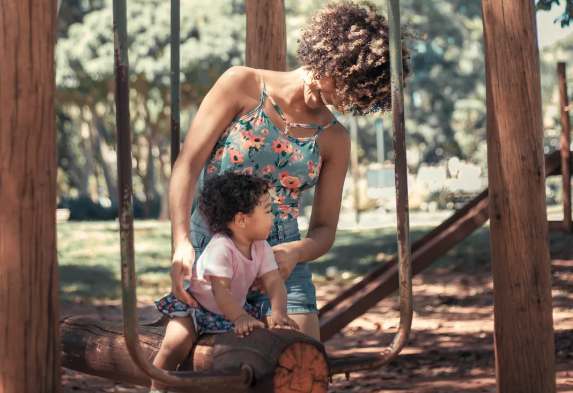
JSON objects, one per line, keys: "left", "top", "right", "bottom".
{"left": 313, "top": 119, "right": 339, "bottom": 138}
{"left": 254, "top": 69, "right": 266, "bottom": 108}
{"left": 263, "top": 89, "right": 288, "bottom": 121}
{"left": 255, "top": 69, "right": 339, "bottom": 138}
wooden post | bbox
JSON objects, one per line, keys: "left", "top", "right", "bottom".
{"left": 245, "top": 0, "right": 287, "bottom": 71}
{"left": 0, "top": 1, "right": 61, "bottom": 392}
{"left": 481, "top": 0, "right": 556, "bottom": 392}
{"left": 558, "top": 63, "right": 572, "bottom": 233}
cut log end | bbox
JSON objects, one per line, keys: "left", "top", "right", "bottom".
{"left": 275, "top": 342, "right": 329, "bottom": 393}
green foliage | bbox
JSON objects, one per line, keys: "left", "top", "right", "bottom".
{"left": 55, "top": 0, "right": 500, "bottom": 195}
{"left": 536, "top": 0, "right": 573, "bottom": 27}
{"left": 56, "top": 0, "right": 246, "bottom": 92}
{"left": 401, "top": 0, "right": 486, "bottom": 165}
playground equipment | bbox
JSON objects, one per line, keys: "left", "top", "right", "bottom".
{"left": 59, "top": 0, "right": 413, "bottom": 391}
{"left": 2, "top": 0, "right": 571, "bottom": 391}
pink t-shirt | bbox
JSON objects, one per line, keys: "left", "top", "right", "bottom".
{"left": 190, "top": 234, "right": 278, "bottom": 315}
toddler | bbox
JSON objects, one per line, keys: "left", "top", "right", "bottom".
{"left": 151, "top": 171, "right": 299, "bottom": 392}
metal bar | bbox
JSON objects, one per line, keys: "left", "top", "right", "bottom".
{"left": 171, "top": 0, "right": 181, "bottom": 169}
{"left": 170, "top": 0, "right": 181, "bottom": 258}
{"left": 558, "top": 63, "right": 572, "bottom": 233}
{"left": 327, "top": 0, "right": 413, "bottom": 373}
{"left": 112, "top": 0, "right": 251, "bottom": 387}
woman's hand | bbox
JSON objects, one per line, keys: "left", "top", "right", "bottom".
{"left": 170, "top": 241, "right": 198, "bottom": 307}
{"left": 251, "top": 242, "right": 300, "bottom": 293}
{"left": 273, "top": 242, "right": 300, "bottom": 281}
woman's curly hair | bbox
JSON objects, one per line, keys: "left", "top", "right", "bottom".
{"left": 297, "top": 1, "right": 414, "bottom": 115}
{"left": 197, "top": 171, "right": 270, "bottom": 237}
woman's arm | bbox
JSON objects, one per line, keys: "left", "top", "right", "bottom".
{"left": 269, "top": 125, "right": 350, "bottom": 282}
{"left": 169, "top": 67, "right": 261, "bottom": 304}
{"left": 292, "top": 125, "right": 351, "bottom": 262}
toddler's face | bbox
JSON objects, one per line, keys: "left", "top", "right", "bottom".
{"left": 244, "top": 192, "right": 274, "bottom": 241}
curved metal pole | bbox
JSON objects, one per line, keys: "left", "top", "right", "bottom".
{"left": 113, "top": 0, "right": 252, "bottom": 387}
{"left": 330, "top": 0, "right": 413, "bottom": 375}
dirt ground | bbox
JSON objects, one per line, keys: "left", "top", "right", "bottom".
{"left": 60, "top": 257, "right": 573, "bottom": 393}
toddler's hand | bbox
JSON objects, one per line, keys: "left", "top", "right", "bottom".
{"left": 268, "top": 311, "right": 300, "bottom": 330}
{"left": 233, "top": 315, "right": 265, "bottom": 338}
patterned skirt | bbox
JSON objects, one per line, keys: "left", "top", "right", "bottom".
{"left": 155, "top": 290, "right": 262, "bottom": 335}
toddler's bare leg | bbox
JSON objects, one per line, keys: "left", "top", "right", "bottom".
{"left": 151, "top": 316, "right": 197, "bottom": 391}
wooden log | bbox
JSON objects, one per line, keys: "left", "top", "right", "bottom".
{"left": 245, "top": 0, "right": 286, "bottom": 71}
{"left": 481, "top": 0, "right": 556, "bottom": 392}
{"left": 0, "top": 1, "right": 61, "bottom": 392}
{"left": 61, "top": 317, "right": 329, "bottom": 393}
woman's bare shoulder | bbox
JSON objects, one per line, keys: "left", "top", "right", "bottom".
{"left": 319, "top": 120, "right": 351, "bottom": 161}
{"left": 213, "top": 66, "right": 262, "bottom": 103}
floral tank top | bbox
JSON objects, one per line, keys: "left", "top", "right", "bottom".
{"left": 202, "top": 70, "right": 338, "bottom": 224}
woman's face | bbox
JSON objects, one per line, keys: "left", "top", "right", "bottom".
{"left": 303, "top": 75, "right": 345, "bottom": 112}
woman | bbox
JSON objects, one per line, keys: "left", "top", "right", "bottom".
{"left": 168, "top": 1, "right": 411, "bottom": 340}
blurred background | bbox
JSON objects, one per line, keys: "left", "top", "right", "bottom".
{"left": 54, "top": 0, "right": 573, "bottom": 301}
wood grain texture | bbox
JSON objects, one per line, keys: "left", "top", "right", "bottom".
{"left": 245, "top": 0, "right": 286, "bottom": 71}
{"left": 61, "top": 317, "right": 328, "bottom": 392}
{"left": 0, "top": 1, "right": 60, "bottom": 392}
{"left": 481, "top": 0, "right": 556, "bottom": 391}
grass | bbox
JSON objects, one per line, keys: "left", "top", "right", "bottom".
{"left": 57, "top": 219, "right": 572, "bottom": 303}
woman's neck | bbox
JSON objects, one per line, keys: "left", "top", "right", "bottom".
{"left": 267, "top": 67, "right": 308, "bottom": 110}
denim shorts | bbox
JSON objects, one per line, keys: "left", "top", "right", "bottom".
{"left": 190, "top": 211, "right": 318, "bottom": 316}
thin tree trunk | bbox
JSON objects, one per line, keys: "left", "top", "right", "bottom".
{"left": 144, "top": 128, "right": 159, "bottom": 219}
{"left": 79, "top": 120, "right": 93, "bottom": 197}
{"left": 481, "top": 0, "right": 556, "bottom": 392}
{"left": 90, "top": 107, "right": 118, "bottom": 206}
{"left": 158, "top": 146, "right": 171, "bottom": 221}
{"left": 0, "top": 0, "right": 61, "bottom": 391}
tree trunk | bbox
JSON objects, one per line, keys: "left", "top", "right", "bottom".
{"left": 90, "top": 108, "right": 119, "bottom": 206}
{"left": 481, "top": 0, "right": 556, "bottom": 392}
{"left": 245, "top": 0, "right": 286, "bottom": 71}
{"left": 158, "top": 145, "right": 171, "bottom": 221}
{"left": 144, "top": 127, "right": 160, "bottom": 219}
{"left": 0, "top": 1, "right": 61, "bottom": 392}
{"left": 79, "top": 120, "right": 93, "bottom": 197}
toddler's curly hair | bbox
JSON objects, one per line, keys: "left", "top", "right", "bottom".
{"left": 297, "top": 1, "right": 414, "bottom": 115}
{"left": 197, "top": 171, "right": 270, "bottom": 237}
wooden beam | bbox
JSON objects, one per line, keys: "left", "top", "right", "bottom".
{"left": 482, "top": 0, "right": 556, "bottom": 391}
{"left": 319, "top": 190, "right": 490, "bottom": 341}
{"left": 0, "top": 1, "right": 61, "bottom": 392}
{"left": 558, "top": 63, "right": 572, "bottom": 233}
{"left": 61, "top": 317, "right": 329, "bottom": 393}
{"left": 245, "top": 0, "right": 286, "bottom": 71}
